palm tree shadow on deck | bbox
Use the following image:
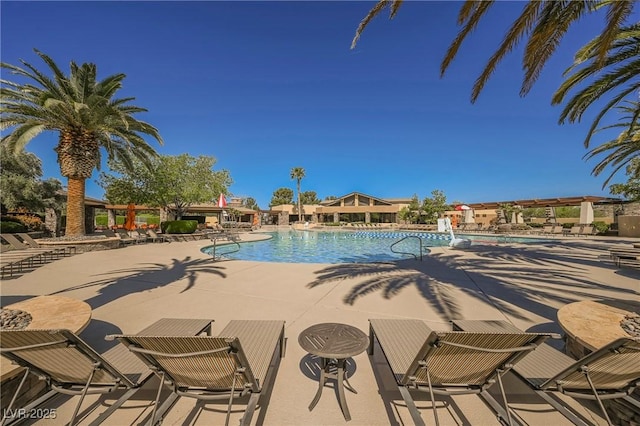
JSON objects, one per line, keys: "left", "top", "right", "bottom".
{"left": 309, "top": 241, "right": 636, "bottom": 323}
{"left": 51, "top": 255, "right": 226, "bottom": 310}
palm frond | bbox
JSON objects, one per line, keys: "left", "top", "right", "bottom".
{"left": 440, "top": 1, "right": 495, "bottom": 78}
{"left": 468, "top": 1, "right": 541, "bottom": 102}
{"left": 595, "top": 0, "right": 635, "bottom": 66}
{"left": 520, "top": 1, "right": 591, "bottom": 96}
{"left": 351, "top": 0, "right": 398, "bottom": 49}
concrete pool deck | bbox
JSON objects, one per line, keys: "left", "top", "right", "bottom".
{"left": 1, "top": 232, "right": 639, "bottom": 425}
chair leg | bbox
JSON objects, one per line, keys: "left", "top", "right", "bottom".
{"left": 398, "top": 386, "right": 426, "bottom": 426}
{"left": 583, "top": 368, "right": 614, "bottom": 426}
{"left": 1, "top": 368, "right": 31, "bottom": 426}
{"left": 88, "top": 387, "right": 141, "bottom": 426}
{"left": 425, "top": 369, "right": 440, "bottom": 426}
{"left": 240, "top": 393, "right": 260, "bottom": 426}
{"left": 69, "top": 365, "right": 98, "bottom": 426}
{"left": 496, "top": 369, "right": 514, "bottom": 426}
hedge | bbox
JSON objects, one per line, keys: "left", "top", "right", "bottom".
{"left": 161, "top": 220, "right": 197, "bottom": 234}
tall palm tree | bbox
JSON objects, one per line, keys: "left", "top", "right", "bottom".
{"left": 351, "top": 1, "right": 634, "bottom": 102}
{"left": 584, "top": 101, "right": 640, "bottom": 188}
{"left": 1, "top": 50, "right": 163, "bottom": 236}
{"left": 290, "top": 167, "right": 305, "bottom": 223}
{"left": 553, "top": 24, "right": 640, "bottom": 149}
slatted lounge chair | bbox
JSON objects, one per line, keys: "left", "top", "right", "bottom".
{"left": 128, "top": 229, "right": 148, "bottom": 243}
{"left": 579, "top": 225, "right": 596, "bottom": 237}
{"left": 0, "top": 248, "right": 46, "bottom": 277}
{"left": 102, "top": 229, "right": 136, "bottom": 246}
{"left": 116, "top": 228, "right": 145, "bottom": 244}
{"left": 452, "top": 320, "right": 640, "bottom": 426}
{"left": 0, "top": 318, "right": 213, "bottom": 426}
{"left": 137, "top": 228, "right": 162, "bottom": 243}
{"left": 0, "top": 234, "right": 62, "bottom": 260}
{"left": 0, "top": 329, "right": 151, "bottom": 426}
{"left": 564, "top": 225, "right": 583, "bottom": 237}
{"left": 17, "top": 233, "right": 77, "bottom": 256}
{"left": 109, "top": 319, "right": 286, "bottom": 426}
{"left": 368, "top": 319, "right": 552, "bottom": 426}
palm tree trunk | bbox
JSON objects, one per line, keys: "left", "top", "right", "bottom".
{"left": 66, "top": 177, "right": 86, "bottom": 236}
{"left": 297, "top": 181, "right": 302, "bottom": 223}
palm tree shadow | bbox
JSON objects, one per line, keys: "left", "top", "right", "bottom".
{"left": 51, "top": 255, "right": 226, "bottom": 310}
{"left": 309, "top": 241, "right": 636, "bottom": 323}
{"left": 309, "top": 258, "right": 470, "bottom": 320}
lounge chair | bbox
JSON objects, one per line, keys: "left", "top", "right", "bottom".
{"left": 116, "top": 228, "right": 145, "bottom": 244}
{"left": 146, "top": 228, "right": 170, "bottom": 243}
{"left": 368, "top": 319, "right": 551, "bottom": 426}
{"left": 0, "top": 329, "right": 151, "bottom": 426}
{"left": 128, "top": 229, "right": 148, "bottom": 243}
{"left": 17, "top": 233, "right": 77, "bottom": 256}
{"left": 0, "top": 318, "right": 213, "bottom": 426}
{"left": 579, "top": 225, "right": 596, "bottom": 236}
{"left": 0, "top": 234, "right": 62, "bottom": 260}
{"left": 109, "top": 319, "right": 286, "bottom": 426}
{"left": 564, "top": 225, "right": 583, "bottom": 237}
{"left": 452, "top": 320, "right": 640, "bottom": 426}
{"left": 102, "top": 229, "right": 135, "bottom": 246}
{"left": 0, "top": 245, "right": 47, "bottom": 277}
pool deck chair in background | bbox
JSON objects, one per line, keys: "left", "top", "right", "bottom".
{"left": 17, "top": 233, "right": 77, "bottom": 256}
{"left": 109, "top": 319, "right": 286, "bottom": 426}
{"left": 0, "top": 329, "right": 152, "bottom": 426}
{"left": 368, "top": 319, "right": 552, "bottom": 426}
{"left": 452, "top": 320, "right": 640, "bottom": 426}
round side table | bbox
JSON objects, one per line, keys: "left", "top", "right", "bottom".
{"left": 298, "top": 322, "right": 368, "bottom": 421}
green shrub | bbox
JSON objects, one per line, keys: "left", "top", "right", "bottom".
{"left": 0, "top": 220, "right": 27, "bottom": 233}
{"left": 592, "top": 221, "right": 609, "bottom": 234}
{"left": 161, "top": 220, "right": 197, "bottom": 234}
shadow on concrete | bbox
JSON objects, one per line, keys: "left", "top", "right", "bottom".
{"left": 49, "top": 256, "right": 226, "bottom": 310}
{"left": 310, "top": 240, "right": 637, "bottom": 324}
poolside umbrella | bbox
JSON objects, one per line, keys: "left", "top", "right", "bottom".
{"left": 455, "top": 205, "right": 471, "bottom": 211}
{"left": 124, "top": 203, "right": 136, "bottom": 231}
{"left": 217, "top": 193, "right": 227, "bottom": 208}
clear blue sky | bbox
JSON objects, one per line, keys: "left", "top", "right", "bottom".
{"left": 1, "top": 1, "right": 632, "bottom": 208}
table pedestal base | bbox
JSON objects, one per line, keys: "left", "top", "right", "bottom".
{"left": 309, "top": 357, "right": 356, "bottom": 421}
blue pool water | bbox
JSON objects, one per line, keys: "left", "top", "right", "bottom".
{"left": 201, "top": 230, "right": 550, "bottom": 264}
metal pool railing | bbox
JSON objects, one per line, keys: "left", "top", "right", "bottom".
{"left": 209, "top": 237, "right": 241, "bottom": 261}
{"left": 390, "top": 235, "right": 423, "bottom": 261}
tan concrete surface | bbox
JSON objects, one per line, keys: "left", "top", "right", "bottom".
{"left": 1, "top": 232, "right": 638, "bottom": 425}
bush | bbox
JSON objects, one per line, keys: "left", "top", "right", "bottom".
{"left": 592, "top": 221, "right": 609, "bottom": 234}
{"left": 161, "top": 220, "right": 197, "bottom": 234}
{"left": 0, "top": 219, "right": 27, "bottom": 233}
{"left": 3, "top": 212, "right": 44, "bottom": 232}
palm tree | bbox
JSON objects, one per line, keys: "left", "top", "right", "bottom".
{"left": 290, "top": 167, "right": 305, "bottom": 223}
{"left": 584, "top": 101, "right": 640, "bottom": 188}
{"left": 553, "top": 24, "right": 640, "bottom": 149}
{"left": 1, "top": 50, "right": 163, "bottom": 236}
{"left": 352, "top": 1, "right": 635, "bottom": 102}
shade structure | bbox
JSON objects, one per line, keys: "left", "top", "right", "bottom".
{"left": 124, "top": 203, "right": 136, "bottom": 231}
{"left": 455, "top": 205, "right": 471, "bottom": 211}
{"left": 217, "top": 193, "right": 227, "bottom": 208}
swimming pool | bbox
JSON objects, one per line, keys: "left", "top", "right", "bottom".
{"left": 201, "top": 230, "right": 551, "bottom": 264}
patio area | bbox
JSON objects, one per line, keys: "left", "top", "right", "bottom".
{"left": 1, "top": 233, "right": 639, "bottom": 425}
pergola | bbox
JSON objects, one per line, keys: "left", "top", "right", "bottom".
{"left": 467, "top": 196, "right": 620, "bottom": 210}
{"left": 466, "top": 195, "right": 622, "bottom": 225}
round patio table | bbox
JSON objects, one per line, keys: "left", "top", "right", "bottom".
{"left": 557, "top": 300, "right": 636, "bottom": 359}
{"left": 1, "top": 295, "right": 92, "bottom": 381}
{"left": 298, "top": 322, "right": 368, "bottom": 421}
